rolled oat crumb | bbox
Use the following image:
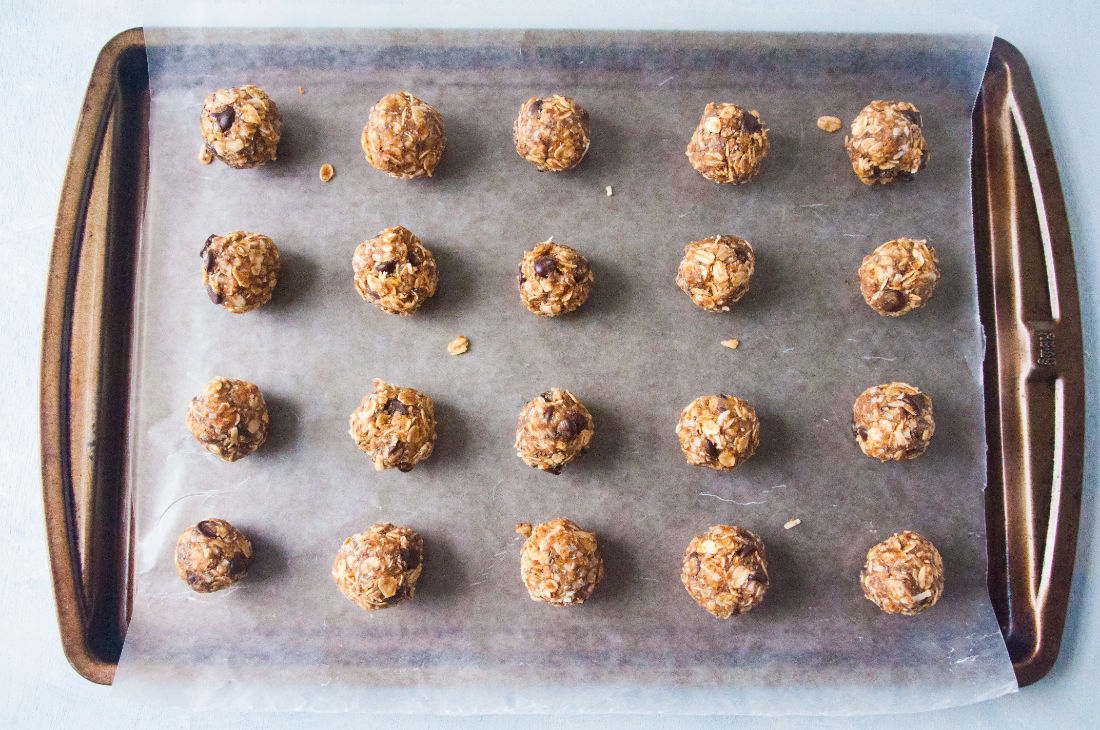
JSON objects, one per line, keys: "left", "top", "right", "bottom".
{"left": 333, "top": 523, "right": 422, "bottom": 611}
{"left": 198, "top": 145, "right": 214, "bottom": 164}
{"left": 448, "top": 335, "right": 470, "bottom": 355}
{"left": 319, "top": 163, "right": 334, "bottom": 182}
{"left": 721, "top": 338, "right": 740, "bottom": 350}
{"left": 353, "top": 226, "right": 438, "bottom": 315}
{"left": 816, "top": 115, "right": 842, "bottom": 132}
{"left": 861, "top": 530, "right": 944, "bottom": 615}
{"left": 682, "top": 525, "right": 769, "bottom": 618}
{"left": 515, "top": 388, "right": 594, "bottom": 474}
{"left": 784, "top": 518, "right": 802, "bottom": 530}
{"left": 677, "top": 394, "right": 759, "bottom": 470}
{"left": 175, "top": 518, "right": 252, "bottom": 593}
{"left": 852, "top": 382, "right": 935, "bottom": 461}
{"left": 605, "top": 185, "right": 613, "bottom": 197}
{"left": 298, "top": 86, "right": 305, "bottom": 94}
{"left": 349, "top": 378, "right": 437, "bottom": 472}
{"left": 518, "top": 518, "right": 603, "bottom": 606}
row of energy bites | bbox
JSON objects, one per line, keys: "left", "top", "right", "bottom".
{"left": 173, "top": 86, "right": 944, "bottom": 619}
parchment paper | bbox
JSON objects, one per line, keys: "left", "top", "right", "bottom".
{"left": 117, "top": 28, "right": 1016, "bottom": 714}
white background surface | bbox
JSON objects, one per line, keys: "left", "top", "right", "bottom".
{"left": 1, "top": 1, "right": 1095, "bottom": 727}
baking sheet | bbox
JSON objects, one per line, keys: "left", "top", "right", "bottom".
{"left": 116, "top": 28, "right": 1016, "bottom": 714}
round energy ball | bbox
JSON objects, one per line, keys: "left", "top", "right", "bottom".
{"left": 361, "top": 91, "right": 446, "bottom": 179}
{"left": 677, "top": 394, "right": 759, "bottom": 470}
{"left": 676, "top": 235, "right": 755, "bottom": 312}
{"left": 513, "top": 94, "right": 591, "bottom": 171}
{"left": 332, "top": 523, "right": 423, "bottom": 611}
{"left": 349, "top": 378, "right": 436, "bottom": 472}
{"left": 175, "top": 518, "right": 253, "bottom": 593}
{"left": 186, "top": 377, "right": 269, "bottom": 462}
{"left": 685, "top": 102, "right": 769, "bottom": 184}
{"left": 353, "top": 226, "right": 438, "bottom": 315}
{"left": 517, "top": 241, "right": 594, "bottom": 316}
{"left": 200, "top": 85, "right": 282, "bottom": 169}
{"left": 860, "top": 530, "right": 944, "bottom": 615}
{"left": 516, "top": 518, "right": 604, "bottom": 606}
{"left": 201, "top": 231, "right": 280, "bottom": 313}
{"left": 681, "top": 525, "right": 769, "bottom": 618}
{"left": 845, "top": 100, "right": 928, "bottom": 185}
{"left": 515, "top": 388, "right": 594, "bottom": 474}
{"left": 859, "top": 238, "right": 940, "bottom": 316}
{"left": 852, "top": 382, "right": 935, "bottom": 461}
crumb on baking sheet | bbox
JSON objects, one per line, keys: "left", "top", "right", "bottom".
{"left": 319, "top": 163, "right": 334, "bottom": 182}
{"left": 721, "top": 338, "right": 740, "bottom": 349}
{"left": 784, "top": 518, "right": 802, "bottom": 530}
{"left": 816, "top": 115, "right": 842, "bottom": 132}
{"left": 198, "top": 145, "right": 213, "bottom": 165}
{"left": 448, "top": 335, "right": 470, "bottom": 355}
{"left": 605, "top": 185, "right": 613, "bottom": 196}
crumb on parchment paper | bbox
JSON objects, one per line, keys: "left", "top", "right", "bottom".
{"left": 784, "top": 518, "right": 802, "bottom": 530}
{"left": 605, "top": 185, "right": 613, "bottom": 196}
{"left": 319, "top": 163, "right": 334, "bottom": 182}
{"left": 721, "top": 339, "right": 740, "bottom": 349}
{"left": 448, "top": 335, "right": 470, "bottom": 355}
{"left": 817, "top": 115, "right": 842, "bottom": 132}
{"left": 198, "top": 145, "right": 213, "bottom": 164}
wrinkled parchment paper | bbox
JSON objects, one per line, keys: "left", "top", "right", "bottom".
{"left": 117, "top": 28, "right": 1016, "bottom": 714}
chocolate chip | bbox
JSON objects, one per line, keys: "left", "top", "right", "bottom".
{"left": 397, "top": 462, "right": 414, "bottom": 473}
{"left": 200, "top": 234, "right": 217, "bottom": 260}
{"left": 687, "top": 551, "right": 701, "bottom": 575}
{"left": 735, "top": 543, "right": 756, "bottom": 559}
{"left": 896, "top": 170, "right": 915, "bottom": 181}
{"left": 905, "top": 446, "right": 927, "bottom": 458}
{"left": 740, "top": 113, "right": 761, "bottom": 133}
{"left": 751, "top": 569, "right": 768, "bottom": 585}
{"left": 858, "top": 426, "right": 868, "bottom": 440}
{"left": 388, "top": 439, "right": 404, "bottom": 455}
{"left": 187, "top": 572, "right": 201, "bottom": 586}
{"left": 528, "top": 99, "right": 543, "bottom": 117}
{"left": 573, "top": 259, "right": 590, "bottom": 281}
{"left": 548, "top": 465, "right": 563, "bottom": 475}
{"left": 870, "top": 165, "right": 889, "bottom": 179}
{"left": 900, "top": 108, "right": 922, "bottom": 128}
{"left": 213, "top": 106, "right": 235, "bottom": 133}
{"left": 196, "top": 520, "right": 218, "bottom": 538}
{"left": 206, "top": 284, "right": 222, "bottom": 305}
{"left": 376, "top": 260, "right": 396, "bottom": 274}
{"left": 408, "top": 248, "right": 423, "bottom": 266}
{"left": 385, "top": 399, "right": 408, "bottom": 415}
{"left": 542, "top": 406, "right": 555, "bottom": 422}
{"left": 228, "top": 552, "right": 251, "bottom": 578}
{"left": 704, "top": 440, "right": 719, "bottom": 461}
{"left": 540, "top": 391, "right": 554, "bottom": 400}
{"left": 400, "top": 546, "right": 422, "bottom": 570}
{"left": 879, "top": 289, "right": 907, "bottom": 313}
{"left": 732, "top": 244, "right": 750, "bottom": 263}
{"left": 532, "top": 256, "right": 556, "bottom": 278}
{"left": 902, "top": 393, "right": 930, "bottom": 413}
{"left": 557, "top": 411, "right": 587, "bottom": 440}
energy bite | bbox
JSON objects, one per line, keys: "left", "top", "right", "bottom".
{"left": 861, "top": 530, "right": 944, "bottom": 615}
{"left": 516, "top": 518, "right": 603, "bottom": 606}
{"left": 676, "top": 235, "right": 755, "bottom": 312}
{"left": 175, "top": 518, "right": 253, "bottom": 593}
{"left": 362, "top": 92, "right": 446, "bottom": 179}
{"left": 515, "top": 388, "right": 594, "bottom": 474}
{"left": 686, "top": 102, "right": 769, "bottom": 184}
{"left": 186, "top": 377, "right": 269, "bottom": 462}
{"left": 349, "top": 379, "right": 436, "bottom": 472}
{"left": 845, "top": 100, "right": 928, "bottom": 185}
{"left": 677, "top": 395, "right": 759, "bottom": 470}
{"left": 682, "top": 525, "right": 769, "bottom": 618}
{"left": 513, "top": 94, "right": 591, "bottom": 171}
{"left": 201, "top": 231, "right": 280, "bottom": 313}
{"left": 333, "top": 523, "right": 423, "bottom": 611}
{"left": 518, "top": 241, "right": 594, "bottom": 317}
{"left": 353, "top": 226, "right": 438, "bottom": 315}
{"left": 859, "top": 238, "right": 939, "bottom": 316}
{"left": 852, "top": 382, "right": 935, "bottom": 461}
{"left": 200, "top": 85, "right": 282, "bottom": 169}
